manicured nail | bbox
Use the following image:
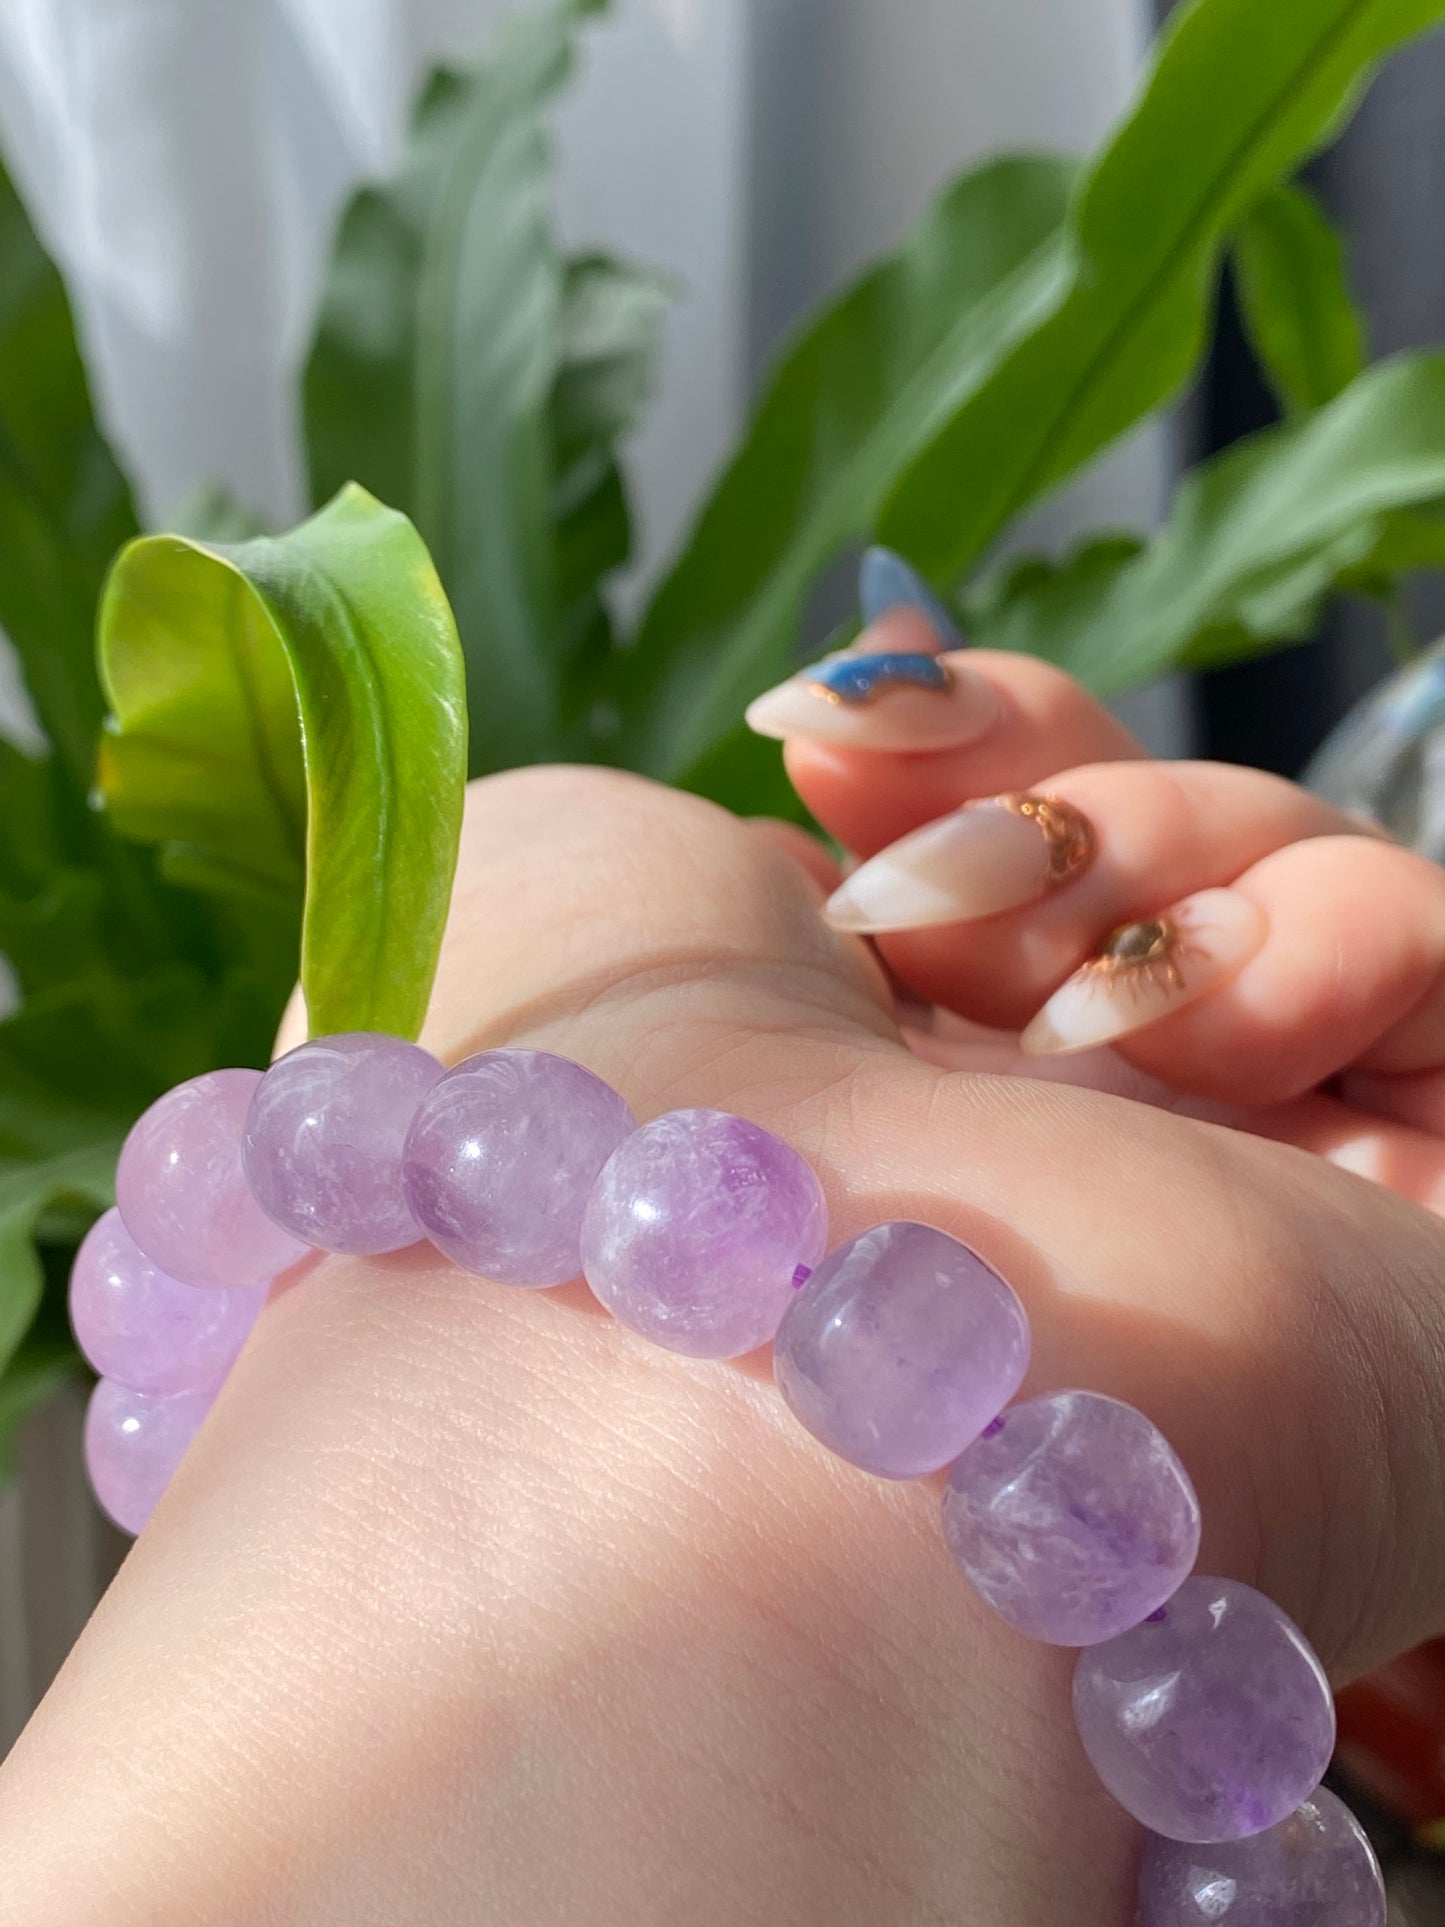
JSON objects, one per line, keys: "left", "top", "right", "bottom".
{"left": 1019, "top": 889, "right": 1267, "bottom": 1057}
{"left": 859, "top": 546, "right": 964, "bottom": 650}
{"left": 826, "top": 794, "right": 1096, "bottom": 934}
{"left": 745, "top": 616, "right": 999, "bottom": 752}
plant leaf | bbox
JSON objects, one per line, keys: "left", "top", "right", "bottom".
{"left": 303, "top": 2, "right": 617, "bottom": 774}
{"left": 96, "top": 485, "right": 468, "bottom": 1041}
{"left": 551, "top": 253, "right": 671, "bottom": 688}
{"left": 1233, "top": 182, "right": 1365, "bottom": 414}
{"left": 614, "top": 155, "right": 1077, "bottom": 779}
{"left": 974, "top": 353, "right": 1445, "bottom": 691}
{"left": 880, "top": 0, "right": 1445, "bottom": 584}
{"left": 0, "top": 1140, "right": 117, "bottom": 1422}
{"left": 0, "top": 152, "right": 138, "bottom": 792}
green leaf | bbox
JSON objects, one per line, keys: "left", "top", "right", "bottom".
{"left": 880, "top": 0, "right": 1445, "bottom": 584}
{"left": 96, "top": 485, "right": 468, "bottom": 1041}
{"left": 551, "top": 253, "right": 671, "bottom": 687}
{"left": 0, "top": 151, "right": 138, "bottom": 792}
{"left": 978, "top": 353, "right": 1445, "bottom": 691}
{"left": 1233, "top": 182, "right": 1366, "bottom": 413}
{"left": 0, "top": 1141, "right": 116, "bottom": 1423}
{"left": 303, "top": 1, "right": 618, "bottom": 774}
{"left": 615, "top": 154, "right": 1077, "bottom": 779}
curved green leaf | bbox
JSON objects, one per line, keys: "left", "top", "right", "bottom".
{"left": 880, "top": 0, "right": 1445, "bottom": 583}
{"left": 617, "top": 155, "right": 1077, "bottom": 778}
{"left": 0, "top": 152, "right": 137, "bottom": 792}
{"left": 1233, "top": 182, "right": 1365, "bottom": 414}
{"left": 0, "top": 1139, "right": 116, "bottom": 1467}
{"left": 974, "top": 354, "right": 1445, "bottom": 691}
{"left": 97, "top": 485, "right": 467, "bottom": 1040}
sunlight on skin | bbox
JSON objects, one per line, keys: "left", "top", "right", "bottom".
{"left": 3, "top": 770, "right": 1444, "bottom": 1927}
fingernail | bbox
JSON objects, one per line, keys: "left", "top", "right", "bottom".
{"left": 745, "top": 618, "right": 999, "bottom": 752}
{"left": 859, "top": 546, "right": 964, "bottom": 650}
{"left": 825, "top": 794, "right": 1096, "bottom": 934}
{"left": 1019, "top": 888, "right": 1268, "bottom": 1057}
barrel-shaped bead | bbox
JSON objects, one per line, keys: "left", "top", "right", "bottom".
{"left": 942, "top": 1391, "right": 1200, "bottom": 1643}
{"left": 403, "top": 1050, "right": 636, "bottom": 1286}
{"left": 117, "top": 1070, "right": 309, "bottom": 1289}
{"left": 84, "top": 1378, "right": 214, "bottom": 1535}
{"left": 774, "top": 1222, "right": 1029, "bottom": 1478}
{"left": 1138, "top": 1788, "right": 1385, "bottom": 1925}
{"left": 69, "top": 1207, "right": 266, "bottom": 1397}
{"left": 581, "top": 1109, "right": 827, "bottom": 1357}
{"left": 244, "top": 1033, "right": 443, "bottom": 1254}
{"left": 1072, "top": 1576, "right": 1336, "bottom": 1842}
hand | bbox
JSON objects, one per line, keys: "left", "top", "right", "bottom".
{"left": 2, "top": 759, "right": 1443, "bottom": 1926}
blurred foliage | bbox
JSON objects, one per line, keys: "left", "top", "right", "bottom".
{"left": 2, "top": 0, "right": 1445, "bottom": 1457}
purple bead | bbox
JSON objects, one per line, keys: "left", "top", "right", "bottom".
{"left": 69, "top": 1208, "right": 266, "bottom": 1397}
{"left": 1139, "top": 1788, "right": 1386, "bottom": 1926}
{"left": 243, "top": 1032, "right": 443, "bottom": 1254}
{"left": 581, "top": 1109, "right": 828, "bottom": 1358}
{"left": 84, "top": 1377, "right": 214, "bottom": 1535}
{"left": 402, "top": 1049, "right": 636, "bottom": 1286}
{"left": 117, "top": 1069, "right": 308, "bottom": 1289}
{"left": 1073, "top": 1576, "right": 1336, "bottom": 1842}
{"left": 773, "top": 1222, "right": 1029, "bottom": 1479}
{"left": 941, "top": 1391, "right": 1201, "bottom": 1644}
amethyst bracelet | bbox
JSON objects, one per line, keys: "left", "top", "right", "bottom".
{"left": 71, "top": 1034, "right": 1386, "bottom": 1925}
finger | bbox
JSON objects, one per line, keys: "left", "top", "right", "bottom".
{"left": 759, "top": 629, "right": 1144, "bottom": 859}
{"left": 828, "top": 759, "right": 1373, "bottom": 1030}
{"left": 1252, "top": 1088, "right": 1445, "bottom": 1217}
{"left": 1023, "top": 834, "right": 1445, "bottom": 1105}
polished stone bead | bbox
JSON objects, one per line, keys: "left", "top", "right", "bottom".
{"left": 942, "top": 1391, "right": 1201, "bottom": 1643}
{"left": 1138, "top": 1788, "right": 1386, "bottom": 1926}
{"left": 403, "top": 1049, "right": 636, "bottom": 1286}
{"left": 84, "top": 1377, "right": 214, "bottom": 1535}
{"left": 581, "top": 1109, "right": 828, "bottom": 1357}
{"left": 69, "top": 1207, "right": 266, "bottom": 1397}
{"left": 773, "top": 1222, "right": 1028, "bottom": 1478}
{"left": 117, "top": 1070, "right": 309, "bottom": 1289}
{"left": 244, "top": 1032, "right": 443, "bottom": 1254}
{"left": 1073, "top": 1576, "right": 1336, "bottom": 1842}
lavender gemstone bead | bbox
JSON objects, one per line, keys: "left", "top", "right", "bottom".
{"left": 1073, "top": 1576, "right": 1336, "bottom": 1842}
{"left": 117, "top": 1069, "right": 308, "bottom": 1289}
{"left": 1138, "top": 1788, "right": 1386, "bottom": 1926}
{"left": 942, "top": 1391, "right": 1201, "bottom": 1644}
{"left": 403, "top": 1050, "right": 636, "bottom": 1286}
{"left": 69, "top": 1208, "right": 266, "bottom": 1397}
{"left": 581, "top": 1109, "right": 828, "bottom": 1358}
{"left": 244, "top": 1032, "right": 444, "bottom": 1254}
{"left": 84, "top": 1377, "right": 213, "bottom": 1535}
{"left": 773, "top": 1222, "right": 1029, "bottom": 1478}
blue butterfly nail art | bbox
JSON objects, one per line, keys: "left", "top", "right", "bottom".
{"left": 803, "top": 652, "right": 953, "bottom": 706}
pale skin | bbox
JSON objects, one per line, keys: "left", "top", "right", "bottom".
{"left": 5, "top": 646, "right": 1445, "bottom": 1924}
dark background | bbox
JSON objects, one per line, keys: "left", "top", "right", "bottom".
{"left": 1188, "top": 26, "right": 1445, "bottom": 775}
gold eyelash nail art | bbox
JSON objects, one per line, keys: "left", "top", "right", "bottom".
{"left": 995, "top": 793, "right": 1097, "bottom": 887}
{"left": 824, "top": 791, "right": 1097, "bottom": 935}
{"left": 1019, "top": 890, "right": 1268, "bottom": 1057}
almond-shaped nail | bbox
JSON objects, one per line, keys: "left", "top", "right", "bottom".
{"left": 825, "top": 794, "right": 1096, "bottom": 933}
{"left": 1019, "top": 888, "right": 1267, "bottom": 1057}
{"left": 745, "top": 624, "right": 999, "bottom": 752}
{"left": 858, "top": 545, "right": 964, "bottom": 649}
